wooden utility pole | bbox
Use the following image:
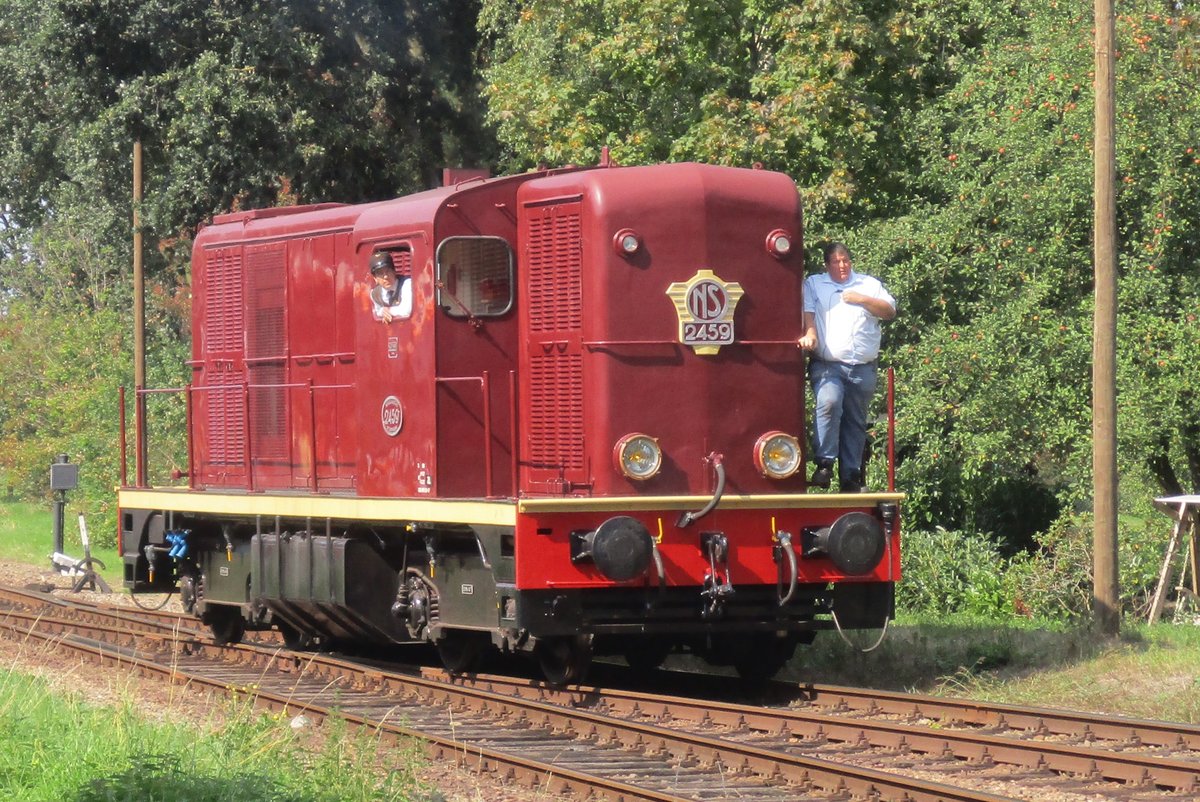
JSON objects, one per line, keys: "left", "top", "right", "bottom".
{"left": 133, "top": 141, "right": 147, "bottom": 486}
{"left": 1093, "top": 0, "right": 1120, "bottom": 634}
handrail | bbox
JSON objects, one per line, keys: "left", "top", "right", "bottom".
{"left": 245, "top": 382, "right": 353, "bottom": 391}
{"left": 887, "top": 366, "right": 896, "bottom": 493}
{"left": 182, "top": 382, "right": 351, "bottom": 392}
{"left": 119, "top": 386, "right": 128, "bottom": 487}
{"left": 134, "top": 384, "right": 145, "bottom": 487}
{"left": 242, "top": 380, "right": 253, "bottom": 491}
{"left": 185, "top": 384, "right": 194, "bottom": 489}
{"left": 290, "top": 352, "right": 356, "bottom": 364}
{"left": 307, "top": 379, "right": 317, "bottom": 492}
{"left": 128, "top": 380, "right": 354, "bottom": 491}
{"left": 583, "top": 338, "right": 801, "bottom": 349}
{"left": 509, "top": 370, "right": 518, "bottom": 498}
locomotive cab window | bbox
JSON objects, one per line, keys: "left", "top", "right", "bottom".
{"left": 436, "top": 237, "right": 513, "bottom": 318}
{"left": 368, "top": 246, "right": 414, "bottom": 322}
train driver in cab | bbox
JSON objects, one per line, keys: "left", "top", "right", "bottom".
{"left": 369, "top": 251, "right": 413, "bottom": 323}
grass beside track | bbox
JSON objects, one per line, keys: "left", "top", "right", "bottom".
{"left": 785, "top": 613, "right": 1200, "bottom": 722}
{"left": 0, "top": 669, "right": 425, "bottom": 802}
{"left": 0, "top": 501, "right": 121, "bottom": 586}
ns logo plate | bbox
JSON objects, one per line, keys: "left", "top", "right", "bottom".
{"left": 666, "top": 270, "right": 745, "bottom": 355}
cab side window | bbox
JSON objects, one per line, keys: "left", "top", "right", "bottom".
{"left": 369, "top": 246, "right": 414, "bottom": 322}
{"left": 436, "top": 237, "right": 513, "bottom": 318}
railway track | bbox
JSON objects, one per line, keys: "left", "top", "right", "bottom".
{"left": 1, "top": 585, "right": 1197, "bottom": 802}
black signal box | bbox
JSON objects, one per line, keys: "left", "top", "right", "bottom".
{"left": 50, "top": 462, "right": 78, "bottom": 491}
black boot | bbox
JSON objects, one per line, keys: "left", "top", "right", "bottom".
{"left": 810, "top": 461, "right": 833, "bottom": 489}
{"left": 839, "top": 471, "right": 864, "bottom": 493}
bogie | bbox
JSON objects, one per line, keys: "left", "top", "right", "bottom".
{"left": 435, "top": 630, "right": 489, "bottom": 675}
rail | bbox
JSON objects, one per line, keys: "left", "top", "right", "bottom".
{"left": 16, "top": 589, "right": 1187, "bottom": 801}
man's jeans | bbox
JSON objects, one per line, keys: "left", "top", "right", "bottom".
{"left": 810, "top": 360, "right": 877, "bottom": 480}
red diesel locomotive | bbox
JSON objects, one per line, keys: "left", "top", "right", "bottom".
{"left": 118, "top": 159, "right": 902, "bottom": 683}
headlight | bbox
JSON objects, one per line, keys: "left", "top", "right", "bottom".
{"left": 614, "top": 433, "right": 662, "bottom": 480}
{"left": 754, "top": 431, "right": 801, "bottom": 479}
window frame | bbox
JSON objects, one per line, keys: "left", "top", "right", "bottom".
{"left": 435, "top": 236, "right": 515, "bottom": 319}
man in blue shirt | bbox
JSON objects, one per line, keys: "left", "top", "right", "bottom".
{"left": 798, "top": 242, "right": 896, "bottom": 491}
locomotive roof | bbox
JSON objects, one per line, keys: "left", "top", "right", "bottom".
{"left": 194, "top": 168, "right": 583, "bottom": 248}
{"left": 193, "top": 162, "right": 799, "bottom": 251}
{"left": 517, "top": 161, "right": 801, "bottom": 211}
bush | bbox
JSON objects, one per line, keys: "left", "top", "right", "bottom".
{"left": 1004, "top": 517, "right": 1093, "bottom": 623}
{"left": 901, "top": 500, "right": 1185, "bottom": 625}
{"left": 1010, "top": 507, "right": 1183, "bottom": 623}
{"left": 897, "top": 528, "right": 1011, "bottom": 618}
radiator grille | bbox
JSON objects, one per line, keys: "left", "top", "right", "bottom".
{"left": 528, "top": 353, "right": 584, "bottom": 469}
{"left": 527, "top": 209, "right": 582, "bottom": 332}
{"left": 206, "top": 370, "right": 246, "bottom": 466}
{"left": 247, "top": 246, "right": 287, "bottom": 461}
{"left": 524, "top": 200, "right": 585, "bottom": 475}
{"left": 203, "top": 248, "right": 244, "bottom": 353}
{"left": 202, "top": 245, "right": 245, "bottom": 466}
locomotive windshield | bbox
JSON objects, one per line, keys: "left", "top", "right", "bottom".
{"left": 436, "top": 236, "right": 513, "bottom": 318}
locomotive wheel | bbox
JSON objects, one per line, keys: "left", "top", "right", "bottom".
{"left": 732, "top": 634, "right": 796, "bottom": 683}
{"left": 208, "top": 606, "right": 246, "bottom": 646}
{"left": 623, "top": 640, "right": 672, "bottom": 672}
{"left": 536, "top": 635, "right": 592, "bottom": 686}
{"left": 276, "top": 621, "right": 314, "bottom": 651}
{"left": 178, "top": 573, "right": 197, "bottom": 614}
{"left": 436, "top": 630, "right": 488, "bottom": 675}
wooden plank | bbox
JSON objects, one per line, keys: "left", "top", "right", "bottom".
{"left": 1148, "top": 502, "right": 1188, "bottom": 624}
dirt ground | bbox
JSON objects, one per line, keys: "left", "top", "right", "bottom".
{"left": 0, "top": 559, "right": 553, "bottom": 802}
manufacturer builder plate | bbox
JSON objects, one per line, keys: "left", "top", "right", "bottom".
{"left": 381, "top": 395, "right": 404, "bottom": 437}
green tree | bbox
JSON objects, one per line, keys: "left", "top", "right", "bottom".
{"left": 480, "top": 0, "right": 977, "bottom": 226}
{"left": 0, "top": 0, "right": 494, "bottom": 302}
{"left": 0, "top": 0, "right": 495, "bottom": 519}
{"left": 853, "top": 0, "right": 1200, "bottom": 537}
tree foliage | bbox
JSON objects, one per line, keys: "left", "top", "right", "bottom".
{"left": 0, "top": 286, "right": 188, "bottom": 542}
{"left": 853, "top": 0, "right": 1200, "bottom": 537}
{"left": 480, "top": 0, "right": 977, "bottom": 225}
{"left": 0, "top": 0, "right": 494, "bottom": 302}
{"left": 0, "top": 0, "right": 494, "bottom": 520}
